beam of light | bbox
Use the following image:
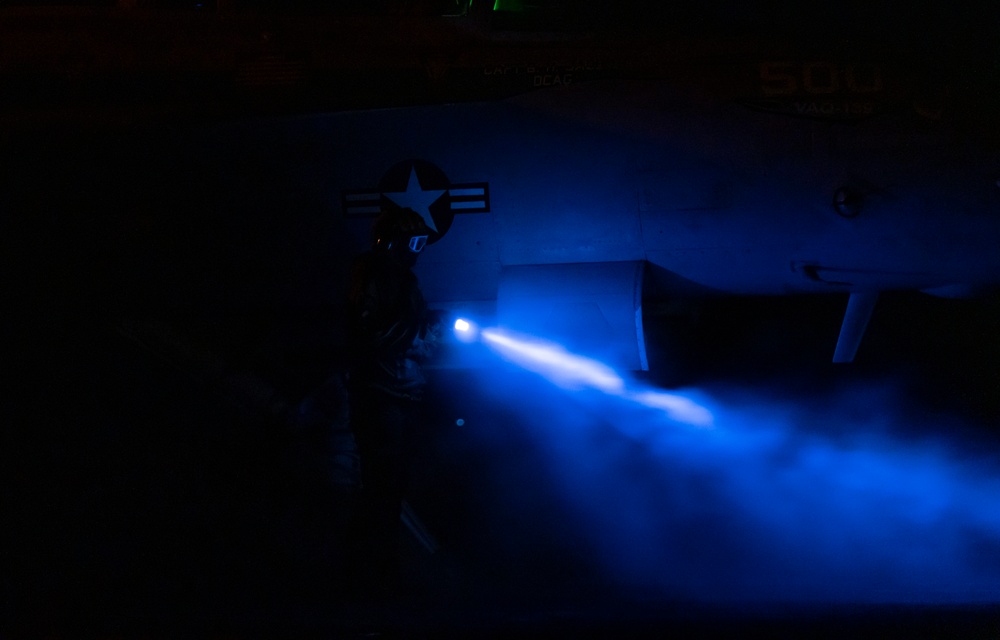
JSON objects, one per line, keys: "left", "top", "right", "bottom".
{"left": 625, "top": 389, "right": 714, "bottom": 428}
{"left": 444, "top": 328, "right": 1000, "bottom": 605}
{"left": 481, "top": 328, "right": 626, "bottom": 395}
{"left": 478, "top": 327, "right": 712, "bottom": 427}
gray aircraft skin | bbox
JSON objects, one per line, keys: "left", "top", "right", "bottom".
{"left": 283, "top": 46, "right": 1000, "bottom": 366}
{"left": 5, "top": 2, "right": 1000, "bottom": 366}
{"left": 327, "top": 83, "right": 1000, "bottom": 365}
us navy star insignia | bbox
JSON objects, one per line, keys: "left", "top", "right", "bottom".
{"left": 341, "top": 160, "right": 490, "bottom": 245}
{"left": 383, "top": 166, "right": 445, "bottom": 233}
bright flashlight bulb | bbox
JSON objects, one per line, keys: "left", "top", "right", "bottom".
{"left": 453, "top": 318, "right": 478, "bottom": 343}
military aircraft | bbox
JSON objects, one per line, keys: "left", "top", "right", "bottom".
{"left": 6, "top": 0, "right": 1000, "bottom": 371}
{"left": 335, "top": 58, "right": 1000, "bottom": 368}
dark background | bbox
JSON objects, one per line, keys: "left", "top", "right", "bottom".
{"left": 6, "top": 2, "right": 1000, "bottom": 637}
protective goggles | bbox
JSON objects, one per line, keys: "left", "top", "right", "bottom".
{"left": 408, "top": 235, "right": 428, "bottom": 253}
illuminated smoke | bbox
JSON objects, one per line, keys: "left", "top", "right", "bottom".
{"left": 451, "top": 328, "right": 1000, "bottom": 605}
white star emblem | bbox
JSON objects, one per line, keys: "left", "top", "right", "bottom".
{"left": 383, "top": 166, "right": 445, "bottom": 233}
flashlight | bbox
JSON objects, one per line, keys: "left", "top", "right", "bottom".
{"left": 453, "top": 317, "right": 478, "bottom": 343}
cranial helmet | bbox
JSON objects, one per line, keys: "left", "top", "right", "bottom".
{"left": 371, "top": 206, "right": 430, "bottom": 255}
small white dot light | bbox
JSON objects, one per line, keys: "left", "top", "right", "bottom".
{"left": 454, "top": 318, "right": 470, "bottom": 332}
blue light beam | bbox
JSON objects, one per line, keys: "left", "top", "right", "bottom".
{"left": 452, "top": 326, "right": 1000, "bottom": 605}
{"left": 479, "top": 327, "right": 712, "bottom": 427}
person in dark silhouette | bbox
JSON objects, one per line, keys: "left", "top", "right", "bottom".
{"left": 346, "top": 205, "right": 440, "bottom": 594}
